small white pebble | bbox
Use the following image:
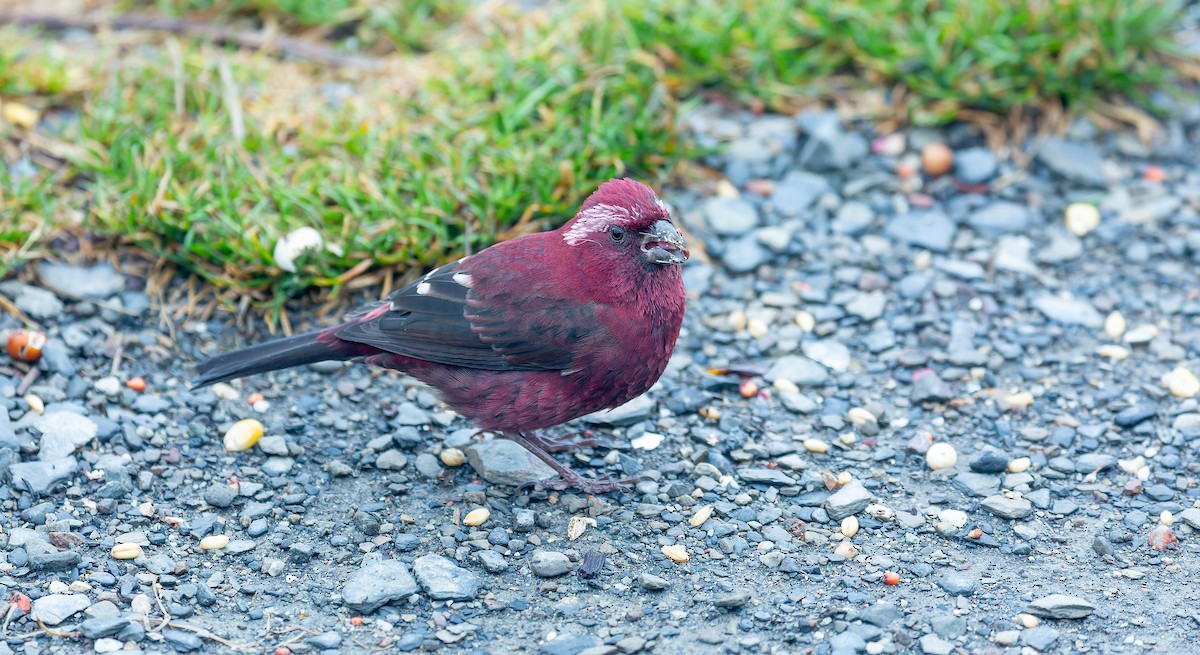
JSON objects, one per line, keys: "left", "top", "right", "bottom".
{"left": 631, "top": 432, "right": 664, "bottom": 451}
{"left": 727, "top": 310, "right": 747, "bottom": 332}
{"left": 1164, "top": 367, "right": 1200, "bottom": 398}
{"left": 1003, "top": 391, "right": 1034, "bottom": 410}
{"left": 1123, "top": 323, "right": 1158, "bottom": 344}
{"left": 1016, "top": 613, "right": 1040, "bottom": 629}
{"left": 1097, "top": 345, "right": 1130, "bottom": 360}
{"left": 773, "top": 378, "right": 800, "bottom": 394}
{"left": 939, "top": 509, "right": 968, "bottom": 528}
{"left": 567, "top": 516, "right": 596, "bottom": 541}
{"left": 867, "top": 504, "right": 894, "bottom": 521}
{"left": 926, "top": 443, "right": 958, "bottom": 471}
{"left": 746, "top": 318, "right": 768, "bottom": 339}
{"left": 691, "top": 505, "right": 714, "bottom": 528}
{"left": 1064, "top": 202, "right": 1099, "bottom": 236}
{"left": 833, "top": 541, "right": 859, "bottom": 558}
{"left": 841, "top": 516, "right": 859, "bottom": 538}
{"left": 803, "top": 438, "right": 829, "bottom": 454}
{"left": 1160, "top": 511, "right": 1174, "bottom": 526}
{"left": 25, "top": 394, "right": 44, "bottom": 415}
{"left": 463, "top": 508, "right": 490, "bottom": 527}
{"left": 200, "top": 535, "right": 230, "bottom": 551}
{"left": 1007, "top": 457, "right": 1031, "bottom": 473}
{"left": 251, "top": 399, "right": 271, "bottom": 413}
{"left": 661, "top": 544, "right": 689, "bottom": 562}
{"left": 1104, "top": 311, "right": 1126, "bottom": 339}
{"left": 794, "top": 311, "right": 815, "bottom": 332}
{"left": 838, "top": 432, "right": 857, "bottom": 446}
{"left": 836, "top": 471, "right": 853, "bottom": 486}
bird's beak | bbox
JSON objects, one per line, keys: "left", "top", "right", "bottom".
{"left": 641, "top": 219, "right": 689, "bottom": 266}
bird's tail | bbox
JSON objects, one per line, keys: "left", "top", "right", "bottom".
{"left": 193, "top": 327, "right": 358, "bottom": 388}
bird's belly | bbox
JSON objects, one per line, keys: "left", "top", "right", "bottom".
{"left": 399, "top": 361, "right": 660, "bottom": 432}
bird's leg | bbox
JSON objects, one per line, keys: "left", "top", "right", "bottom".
{"left": 504, "top": 431, "right": 642, "bottom": 494}
{"left": 520, "top": 429, "right": 602, "bottom": 453}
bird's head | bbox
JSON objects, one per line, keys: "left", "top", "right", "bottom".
{"left": 561, "top": 178, "right": 689, "bottom": 268}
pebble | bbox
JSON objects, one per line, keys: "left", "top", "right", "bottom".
{"left": 981, "top": 495, "right": 1033, "bottom": 520}
{"left": 925, "top": 443, "right": 958, "bottom": 470}
{"left": 464, "top": 439, "right": 556, "bottom": 486}
{"left": 1025, "top": 594, "right": 1096, "bottom": 619}
{"left": 341, "top": 558, "right": 419, "bottom": 613}
{"left": 825, "top": 482, "right": 873, "bottom": 520}
{"left": 530, "top": 551, "right": 571, "bottom": 577}
{"left": 703, "top": 196, "right": 760, "bottom": 236}
{"left": 31, "top": 594, "right": 90, "bottom": 626}
{"left": 412, "top": 554, "right": 480, "bottom": 600}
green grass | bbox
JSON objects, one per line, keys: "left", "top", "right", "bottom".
{"left": 0, "top": 0, "right": 1194, "bottom": 322}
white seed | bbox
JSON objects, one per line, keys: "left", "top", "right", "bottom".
{"left": 1003, "top": 391, "right": 1034, "bottom": 409}
{"left": 926, "top": 443, "right": 958, "bottom": 470}
{"left": 803, "top": 438, "right": 829, "bottom": 454}
{"left": 1164, "top": 367, "right": 1200, "bottom": 398}
{"left": 439, "top": 448, "right": 466, "bottom": 467}
{"left": 661, "top": 544, "right": 689, "bottom": 562}
{"left": 567, "top": 516, "right": 596, "bottom": 541}
{"left": 200, "top": 535, "right": 230, "bottom": 551}
{"left": 838, "top": 432, "right": 857, "bottom": 446}
{"left": 1007, "top": 457, "right": 1031, "bottom": 473}
{"left": 223, "top": 418, "right": 264, "bottom": 452}
{"left": 841, "top": 516, "right": 859, "bottom": 538}
{"left": 773, "top": 378, "right": 800, "bottom": 394}
{"left": 834, "top": 541, "right": 859, "bottom": 558}
{"left": 1016, "top": 613, "right": 1040, "bottom": 629}
{"left": 746, "top": 318, "right": 769, "bottom": 339}
{"left": 846, "top": 407, "right": 877, "bottom": 427}
{"left": 1104, "top": 311, "right": 1126, "bottom": 339}
{"left": 836, "top": 471, "right": 852, "bottom": 486}
{"left": 727, "top": 310, "right": 747, "bottom": 332}
{"left": 794, "top": 311, "right": 815, "bottom": 332}
{"left": 1097, "top": 345, "right": 1130, "bottom": 360}
{"left": 1160, "top": 510, "right": 1174, "bottom": 526}
{"left": 25, "top": 394, "right": 44, "bottom": 415}
{"left": 1064, "top": 202, "right": 1099, "bottom": 236}
{"left": 111, "top": 543, "right": 142, "bottom": 560}
{"left": 691, "top": 505, "right": 714, "bottom": 527}
{"left": 463, "top": 508, "right": 490, "bottom": 527}
{"left": 137, "top": 501, "right": 155, "bottom": 518}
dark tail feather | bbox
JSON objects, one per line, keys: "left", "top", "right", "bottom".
{"left": 193, "top": 329, "right": 353, "bottom": 388}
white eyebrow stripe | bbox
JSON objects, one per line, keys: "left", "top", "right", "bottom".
{"left": 563, "top": 204, "right": 633, "bottom": 246}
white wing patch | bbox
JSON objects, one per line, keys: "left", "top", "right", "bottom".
{"left": 416, "top": 282, "right": 431, "bottom": 295}
{"left": 563, "top": 204, "right": 632, "bottom": 246}
{"left": 452, "top": 272, "right": 473, "bottom": 288}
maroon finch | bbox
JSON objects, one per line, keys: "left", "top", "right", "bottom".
{"left": 195, "top": 178, "right": 688, "bottom": 493}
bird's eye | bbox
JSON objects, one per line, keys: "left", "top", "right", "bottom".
{"left": 608, "top": 226, "right": 625, "bottom": 242}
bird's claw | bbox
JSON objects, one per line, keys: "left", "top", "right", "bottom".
{"left": 522, "top": 432, "right": 604, "bottom": 453}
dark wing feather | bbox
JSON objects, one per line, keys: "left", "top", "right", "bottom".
{"left": 334, "top": 257, "right": 599, "bottom": 371}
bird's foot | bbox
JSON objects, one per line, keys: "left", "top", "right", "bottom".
{"left": 534, "top": 472, "right": 645, "bottom": 494}
{"left": 522, "top": 430, "right": 602, "bottom": 453}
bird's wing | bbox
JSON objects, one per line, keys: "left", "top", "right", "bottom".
{"left": 334, "top": 252, "right": 598, "bottom": 371}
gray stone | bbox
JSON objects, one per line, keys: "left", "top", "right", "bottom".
{"left": 639, "top": 572, "right": 669, "bottom": 590}
{"left": 1114, "top": 402, "right": 1157, "bottom": 428}
{"left": 1037, "top": 138, "right": 1106, "bottom": 186}
{"left": 1038, "top": 233, "right": 1083, "bottom": 263}
{"left": 845, "top": 291, "right": 887, "bottom": 320}
{"left": 954, "top": 147, "right": 998, "bottom": 183}
{"left": 703, "top": 196, "right": 759, "bottom": 236}
{"left": 257, "top": 436, "right": 289, "bottom": 456}
{"left": 952, "top": 472, "right": 1000, "bottom": 497}
{"left": 825, "top": 482, "right": 873, "bottom": 521}
{"left": 981, "top": 495, "right": 1033, "bottom": 520}
{"left": 0, "top": 282, "right": 63, "bottom": 319}
{"left": 765, "top": 355, "right": 828, "bottom": 386}
{"left": 412, "top": 555, "right": 480, "bottom": 601}
{"left": 969, "top": 449, "right": 1009, "bottom": 474}
{"left": 1033, "top": 294, "right": 1102, "bottom": 328}
{"left": 739, "top": 468, "right": 796, "bottom": 486}
{"left": 530, "top": 551, "right": 571, "bottom": 577}
{"left": 912, "top": 373, "right": 952, "bottom": 403}
{"left": 1025, "top": 594, "right": 1095, "bottom": 619}
{"left": 261, "top": 457, "right": 293, "bottom": 476}
{"left": 830, "top": 631, "right": 866, "bottom": 655}
{"left": 714, "top": 589, "right": 752, "bottom": 608}
{"left": 477, "top": 550, "right": 508, "bottom": 573}
{"left": 1177, "top": 507, "right": 1200, "bottom": 529}
{"left": 539, "top": 634, "right": 601, "bottom": 655}
{"left": 770, "top": 171, "right": 828, "bottom": 217}
{"left": 203, "top": 483, "right": 237, "bottom": 508}
{"left": 832, "top": 201, "right": 875, "bottom": 235}
{"left": 31, "top": 593, "right": 90, "bottom": 626}
{"left": 919, "top": 634, "right": 955, "bottom": 655}
{"left": 860, "top": 602, "right": 902, "bottom": 627}
{"left": 375, "top": 449, "right": 408, "bottom": 470}
{"left": 161, "top": 628, "right": 204, "bottom": 651}
{"left": 11, "top": 457, "right": 76, "bottom": 494}
{"left": 34, "top": 412, "right": 98, "bottom": 454}
{"left": 80, "top": 616, "right": 129, "bottom": 639}
{"left": 968, "top": 201, "right": 1031, "bottom": 235}
{"left": 938, "top": 571, "right": 978, "bottom": 596}
{"left": 341, "top": 558, "right": 419, "bottom": 613}
{"left": 802, "top": 340, "right": 850, "bottom": 370}
{"left": 38, "top": 262, "right": 125, "bottom": 299}
{"left": 1023, "top": 625, "right": 1060, "bottom": 651}
{"left": 464, "top": 440, "right": 556, "bottom": 487}
{"left": 780, "top": 392, "right": 819, "bottom": 414}
{"left": 886, "top": 210, "right": 956, "bottom": 252}
{"left": 588, "top": 395, "right": 653, "bottom": 425}
{"left": 721, "top": 234, "right": 771, "bottom": 273}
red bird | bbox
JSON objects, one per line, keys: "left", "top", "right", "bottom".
{"left": 195, "top": 178, "right": 688, "bottom": 493}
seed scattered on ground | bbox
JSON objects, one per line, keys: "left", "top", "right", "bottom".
{"left": 926, "top": 443, "right": 957, "bottom": 470}
{"left": 224, "top": 418, "right": 264, "bottom": 452}
{"left": 1163, "top": 367, "right": 1199, "bottom": 398}
{"left": 841, "top": 516, "right": 859, "bottom": 538}
{"left": 921, "top": 143, "right": 953, "bottom": 177}
{"left": 1065, "top": 202, "right": 1100, "bottom": 236}
{"left": 1007, "top": 457, "right": 1031, "bottom": 473}
{"left": 691, "top": 506, "right": 714, "bottom": 527}
{"left": 568, "top": 516, "right": 596, "bottom": 541}
{"left": 803, "top": 438, "right": 829, "bottom": 454}
{"left": 200, "top": 535, "right": 230, "bottom": 551}
{"left": 463, "top": 508, "right": 490, "bottom": 527}
{"left": 661, "top": 545, "right": 689, "bottom": 562}
{"left": 440, "top": 448, "right": 466, "bottom": 467}
{"left": 112, "top": 543, "right": 142, "bottom": 560}
{"left": 1104, "top": 311, "right": 1126, "bottom": 339}
{"left": 7, "top": 329, "right": 46, "bottom": 363}
{"left": 794, "top": 311, "right": 815, "bottom": 332}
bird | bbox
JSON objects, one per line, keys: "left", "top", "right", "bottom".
{"left": 194, "top": 178, "right": 689, "bottom": 493}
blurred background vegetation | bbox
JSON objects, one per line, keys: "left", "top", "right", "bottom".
{"left": 0, "top": 0, "right": 1195, "bottom": 324}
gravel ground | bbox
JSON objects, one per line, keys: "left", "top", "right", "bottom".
{"left": 3, "top": 103, "right": 1200, "bottom": 655}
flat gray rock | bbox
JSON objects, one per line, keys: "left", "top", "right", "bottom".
{"left": 739, "top": 468, "right": 797, "bottom": 486}
{"left": 11, "top": 457, "right": 76, "bottom": 494}
{"left": 703, "top": 196, "right": 759, "bottom": 236}
{"left": 825, "top": 482, "right": 873, "bottom": 521}
{"left": 412, "top": 555, "right": 480, "bottom": 601}
{"left": 464, "top": 440, "right": 555, "bottom": 487}
{"left": 38, "top": 262, "right": 126, "bottom": 299}
{"left": 1033, "top": 294, "right": 1102, "bottom": 328}
{"left": 981, "top": 495, "right": 1033, "bottom": 520}
{"left": 1025, "top": 594, "right": 1096, "bottom": 619}
{"left": 341, "top": 558, "right": 419, "bottom": 613}
{"left": 765, "top": 355, "right": 828, "bottom": 386}
{"left": 1037, "top": 138, "right": 1106, "bottom": 186}
{"left": 885, "top": 210, "right": 956, "bottom": 252}
{"left": 32, "top": 594, "right": 90, "bottom": 626}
